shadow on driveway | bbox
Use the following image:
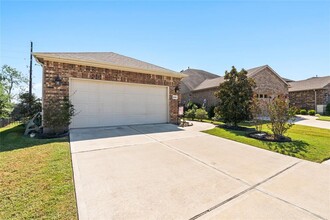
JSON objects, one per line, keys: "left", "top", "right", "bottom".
{"left": 69, "top": 123, "right": 184, "bottom": 143}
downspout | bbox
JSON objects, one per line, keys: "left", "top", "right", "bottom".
{"left": 314, "top": 89, "right": 317, "bottom": 112}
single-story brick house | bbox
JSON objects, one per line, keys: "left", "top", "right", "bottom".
{"left": 180, "top": 68, "right": 219, "bottom": 104}
{"left": 180, "top": 65, "right": 289, "bottom": 109}
{"left": 33, "top": 52, "right": 185, "bottom": 131}
{"left": 288, "top": 76, "right": 330, "bottom": 113}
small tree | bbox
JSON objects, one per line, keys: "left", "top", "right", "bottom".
{"left": 43, "top": 96, "right": 75, "bottom": 134}
{"left": 267, "top": 95, "right": 295, "bottom": 140}
{"left": 0, "top": 65, "right": 28, "bottom": 101}
{"left": 0, "top": 83, "right": 10, "bottom": 118}
{"left": 184, "top": 104, "right": 198, "bottom": 120}
{"left": 214, "top": 66, "right": 256, "bottom": 127}
{"left": 250, "top": 94, "right": 267, "bottom": 132}
{"left": 195, "top": 108, "right": 208, "bottom": 121}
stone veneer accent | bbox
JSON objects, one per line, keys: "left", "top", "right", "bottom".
{"left": 289, "top": 85, "right": 330, "bottom": 111}
{"left": 41, "top": 60, "right": 181, "bottom": 130}
{"left": 186, "top": 68, "right": 288, "bottom": 110}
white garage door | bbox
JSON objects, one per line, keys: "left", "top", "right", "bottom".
{"left": 69, "top": 78, "right": 169, "bottom": 128}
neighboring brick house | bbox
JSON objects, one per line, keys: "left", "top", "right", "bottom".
{"left": 34, "top": 52, "right": 185, "bottom": 132}
{"left": 180, "top": 65, "right": 289, "bottom": 109}
{"left": 288, "top": 76, "right": 330, "bottom": 113}
{"left": 180, "top": 68, "right": 219, "bottom": 105}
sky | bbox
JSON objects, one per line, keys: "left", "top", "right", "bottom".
{"left": 1, "top": 1, "right": 330, "bottom": 99}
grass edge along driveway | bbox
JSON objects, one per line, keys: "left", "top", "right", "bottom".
{"left": 203, "top": 122, "right": 330, "bottom": 163}
{"left": 0, "top": 123, "right": 77, "bottom": 220}
{"left": 317, "top": 115, "right": 330, "bottom": 122}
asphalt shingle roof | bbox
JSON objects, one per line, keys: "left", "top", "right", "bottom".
{"left": 180, "top": 69, "right": 219, "bottom": 92}
{"left": 193, "top": 65, "right": 270, "bottom": 91}
{"left": 193, "top": 77, "right": 225, "bottom": 91}
{"left": 282, "top": 77, "right": 295, "bottom": 83}
{"left": 34, "top": 52, "right": 181, "bottom": 76}
{"left": 288, "top": 76, "right": 330, "bottom": 92}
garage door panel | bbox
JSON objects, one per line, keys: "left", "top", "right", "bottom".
{"left": 70, "top": 79, "right": 168, "bottom": 128}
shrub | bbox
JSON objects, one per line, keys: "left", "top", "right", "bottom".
{"left": 43, "top": 96, "right": 75, "bottom": 134}
{"left": 308, "top": 110, "right": 316, "bottom": 116}
{"left": 195, "top": 108, "right": 208, "bottom": 121}
{"left": 300, "top": 109, "right": 307, "bottom": 115}
{"left": 267, "top": 95, "right": 295, "bottom": 140}
{"left": 212, "top": 109, "right": 222, "bottom": 121}
{"left": 185, "top": 108, "right": 196, "bottom": 120}
{"left": 326, "top": 103, "right": 330, "bottom": 116}
{"left": 11, "top": 92, "right": 41, "bottom": 122}
{"left": 292, "top": 107, "right": 299, "bottom": 115}
{"left": 207, "top": 106, "right": 215, "bottom": 119}
{"left": 186, "top": 101, "right": 200, "bottom": 110}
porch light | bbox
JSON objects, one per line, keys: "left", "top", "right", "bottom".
{"left": 175, "top": 85, "right": 180, "bottom": 94}
{"left": 54, "top": 75, "right": 62, "bottom": 86}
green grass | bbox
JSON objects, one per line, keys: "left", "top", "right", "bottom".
{"left": 202, "top": 121, "right": 330, "bottom": 163}
{"left": 0, "top": 123, "right": 77, "bottom": 220}
{"left": 317, "top": 115, "right": 330, "bottom": 121}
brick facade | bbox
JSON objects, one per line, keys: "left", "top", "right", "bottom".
{"left": 252, "top": 68, "right": 288, "bottom": 97}
{"left": 189, "top": 88, "right": 218, "bottom": 109}
{"left": 186, "top": 68, "right": 288, "bottom": 110}
{"left": 41, "top": 60, "right": 181, "bottom": 130}
{"left": 289, "top": 85, "right": 330, "bottom": 111}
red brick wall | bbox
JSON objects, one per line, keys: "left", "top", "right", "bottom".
{"left": 41, "top": 60, "right": 181, "bottom": 129}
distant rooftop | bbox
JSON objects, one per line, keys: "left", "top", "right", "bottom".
{"left": 193, "top": 65, "right": 286, "bottom": 91}
{"left": 282, "top": 77, "right": 295, "bottom": 83}
{"left": 289, "top": 76, "right": 330, "bottom": 92}
{"left": 180, "top": 68, "right": 219, "bottom": 92}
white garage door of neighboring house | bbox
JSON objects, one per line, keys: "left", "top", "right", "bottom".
{"left": 69, "top": 78, "right": 169, "bottom": 128}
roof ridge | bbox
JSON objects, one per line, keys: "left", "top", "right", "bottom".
{"left": 34, "top": 52, "right": 184, "bottom": 77}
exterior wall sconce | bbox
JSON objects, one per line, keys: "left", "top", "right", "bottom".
{"left": 54, "top": 75, "right": 62, "bottom": 86}
{"left": 174, "top": 85, "right": 180, "bottom": 94}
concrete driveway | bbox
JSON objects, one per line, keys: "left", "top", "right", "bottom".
{"left": 295, "top": 115, "right": 330, "bottom": 129}
{"left": 70, "top": 122, "right": 330, "bottom": 220}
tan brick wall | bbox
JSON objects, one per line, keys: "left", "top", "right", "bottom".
{"left": 189, "top": 88, "right": 218, "bottom": 109}
{"left": 252, "top": 68, "right": 288, "bottom": 97}
{"left": 289, "top": 86, "right": 330, "bottom": 111}
{"left": 42, "top": 60, "right": 181, "bottom": 130}
{"left": 185, "top": 68, "right": 288, "bottom": 110}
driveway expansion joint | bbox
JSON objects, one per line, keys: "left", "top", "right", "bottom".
{"left": 255, "top": 188, "right": 327, "bottom": 220}
{"left": 190, "top": 161, "right": 302, "bottom": 219}
{"left": 128, "top": 125, "right": 312, "bottom": 219}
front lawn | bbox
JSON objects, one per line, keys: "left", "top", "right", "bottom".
{"left": 203, "top": 122, "right": 330, "bottom": 163}
{"left": 317, "top": 115, "right": 330, "bottom": 122}
{"left": 0, "top": 123, "right": 77, "bottom": 219}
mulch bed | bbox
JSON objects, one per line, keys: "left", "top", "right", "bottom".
{"left": 218, "top": 124, "right": 292, "bottom": 142}
{"left": 248, "top": 131, "right": 291, "bottom": 142}
{"left": 36, "top": 131, "right": 69, "bottom": 139}
{"left": 218, "top": 124, "right": 254, "bottom": 132}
